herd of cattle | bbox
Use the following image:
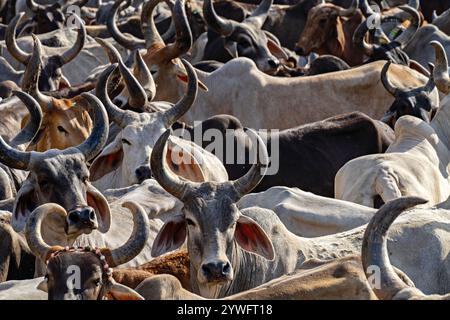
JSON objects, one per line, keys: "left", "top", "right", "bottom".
{"left": 0, "top": 0, "right": 449, "bottom": 300}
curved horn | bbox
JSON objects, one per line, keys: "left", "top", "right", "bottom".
{"left": 95, "top": 37, "right": 123, "bottom": 64}
{"left": 21, "top": 35, "right": 53, "bottom": 111}
{"left": 135, "top": 50, "right": 156, "bottom": 101}
{"left": 104, "top": 201, "right": 150, "bottom": 267}
{"left": 203, "top": 0, "right": 237, "bottom": 36}
{"left": 232, "top": 129, "right": 268, "bottom": 198}
{"left": 359, "top": 0, "right": 375, "bottom": 16}
{"left": 337, "top": 0, "right": 359, "bottom": 17}
{"left": 25, "top": 203, "right": 67, "bottom": 262}
{"left": 141, "top": 0, "right": 165, "bottom": 48}
{"left": 245, "top": 0, "right": 273, "bottom": 29}
{"left": 96, "top": 64, "right": 139, "bottom": 128}
{"left": 75, "top": 93, "right": 109, "bottom": 161}
{"left": 362, "top": 197, "right": 427, "bottom": 300}
{"left": 430, "top": 41, "right": 450, "bottom": 94}
{"left": 162, "top": 59, "right": 197, "bottom": 126}
{"left": 10, "top": 91, "right": 43, "bottom": 149}
{"left": 26, "top": 0, "right": 48, "bottom": 12}
{"left": 394, "top": 5, "right": 421, "bottom": 49}
{"left": 381, "top": 61, "right": 401, "bottom": 96}
{"left": 150, "top": 129, "right": 198, "bottom": 200}
{"left": 60, "top": 14, "right": 86, "bottom": 65}
{"left": 6, "top": 13, "right": 31, "bottom": 65}
{"left": 353, "top": 19, "right": 375, "bottom": 56}
{"left": 407, "top": 0, "right": 419, "bottom": 10}
{"left": 107, "top": 0, "right": 145, "bottom": 50}
{"left": 162, "top": 0, "right": 193, "bottom": 61}
{"left": 118, "top": 57, "right": 148, "bottom": 110}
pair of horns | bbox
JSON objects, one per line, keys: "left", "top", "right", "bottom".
{"left": 6, "top": 12, "right": 86, "bottom": 66}
{"left": 151, "top": 128, "right": 268, "bottom": 201}
{"left": 381, "top": 60, "right": 435, "bottom": 97}
{"left": 353, "top": 5, "right": 420, "bottom": 56}
{"left": 96, "top": 57, "right": 198, "bottom": 129}
{"left": 108, "top": 0, "right": 190, "bottom": 62}
{"left": 25, "top": 201, "right": 149, "bottom": 268}
{"left": 203, "top": 0, "right": 273, "bottom": 36}
{"left": 317, "top": 0, "right": 359, "bottom": 17}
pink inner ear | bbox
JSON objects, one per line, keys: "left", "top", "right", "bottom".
{"left": 235, "top": 219, "right": 275, "bottom": 261}
{"left": 152, "top": 218, "right": 186, "bottom": 257}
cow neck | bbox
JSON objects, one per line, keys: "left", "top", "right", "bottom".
{"left": 430, "top": 95, "right": 450, "bottom": 176}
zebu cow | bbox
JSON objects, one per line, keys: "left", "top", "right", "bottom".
{"left": 150, "top": 128, "right": 450, "bottom": 297}
{"left": 201, "top": 0, "right": 285, "bottom": 74}
{"left": 362, "top": 196, "right": 450, "bottom": 300}
{"left": 90, "top": 58, "right": 228, "bottom": 191}
{"left": 6, "top": 12, "right": 86, "bottom": 91}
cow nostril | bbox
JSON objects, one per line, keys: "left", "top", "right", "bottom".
{"left": 268, "top": 59, "right": 279, "bottom": 68}
{"left": 68, "top": 211, "right": 80, "bottom": 223}
{"left": 202, "top": 264, "right": 211, "bottom": 276}
{"left": 89, "top": 211, "right": 95, "bottom": 221}
{"left": 222, "top": 262, "right": 231, "bottom": 275}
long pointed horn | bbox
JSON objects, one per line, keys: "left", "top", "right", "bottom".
{"left": 141, "top": 0, "right": 165, "bottom": 48}
{"left": 337, "top": 0, "right": 359, "bottom": 17}
{"left": 353, "top": 19, "right": 375, "bottom": 56}
{"left": 25, "top": 203, "right": 67, "bottom": 262}
{"left": 10, "top": 91, "right": 43, "bottom": 149}
{"left": 118, "top": 57, "right": 148, "bottom": 110}
{"left": 107, "top": 0, "right": 145, "bottom": 50}
{"left": 381, "top": 61, "right": 401, "bottom": 96}
{"left": 21, "top": 35, "right": 53, "bottom": 111}
{"left": 430, "top": 41, "right": 450, "bottom": 95}
{"left": 6, "top": 13, "right": 31, "bottom": 65}
{"left": 232, "top": 129, "right": 268, "bottom": 198}
{"left": 162, "top": 59, "right": 197, "bottom": 126}
{"left": 75, "top": 93, "right": 109, "bottom": 161}
{"left": 103, "top": 201, "right": 149, "bottom": 268}
{"left": 96, "top": 64, "right": 139, "bottom": 128}
{"left": 362, "top": 197, "right": 427, "bottom": 300}
{"left": 203, "top": 0, "right": 236, "bottom": 36}
{"left": 245, "top": 0, "right": 273, "bottom": 29}
{"left": 135, "top": 50, "right": 156, "bottom": 101}
{"left": 0, "top": 136, "right": 32, "bottom": 171}
{"left": 95, "top": 37, "right": 122, "bottom": 64}
{"left": 60, "top": 14, "right": 86, "bottom": 65}
{"left": 162, "top": 0, "right": 193, "bottom": 61}
{"left": 359, "top": 0, "right": 375, "bottom": 16}
{"left": 150, "top": 129, "right": 198, "bottom": 200}
{"left": 394, "top": 5, "right": 421, "bottom": 49}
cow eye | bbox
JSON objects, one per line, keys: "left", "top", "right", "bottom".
{"left": 121, "top": 138, "right": 131, "bottom": 145}
{"left": 57, "top": 126, "right": 68, "bottom": 134}
{"left": 186, "top": 218, "right": 196, "bottom": 227}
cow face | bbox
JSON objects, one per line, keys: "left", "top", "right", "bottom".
{"left": 150, "top": 129, "right": 274, "bottom": 297}
{"left": 295, "top": 1, "right": 359, "bottom": 56}
{"left": 380, "top": 61, "right": 436, "bottom": 126}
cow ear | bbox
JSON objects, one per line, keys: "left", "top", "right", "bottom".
{"left": 108, "top": 282, "right": 144, "bottom": 300}
{"left": 86, "top": 183, "right": 111, "bottom": 233}
{"left": 266, "top": 37, "right": 289, "bottom": 61}
{"left": 37, "top": 279, "right": 48, "bottom": 293}
{"left": 151, "top": 215, "right": 186, "bottom": 257}
{"left": 12, "top": 181, "right": 36, "bottom": 232}
{"left": 166, "top": 140, "right": 206, "bottom": 183}
{"left": 224, "top": 41, "right": 239, "bottom": 59}
{"left": 235, "top": 215, "right": 275, "bottom": 261}
{"left": 89, "top": 135, "right": 124, "bottom": 182}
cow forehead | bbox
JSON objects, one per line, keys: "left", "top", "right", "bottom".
{"left": 310, "top": 4, "right": 336, "bottom": 18}
{"left": 30, "top": 151, "right": 86, "bottom": 172}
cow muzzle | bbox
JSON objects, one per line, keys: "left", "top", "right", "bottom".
{"left": 135, "top": 165, "right": 152, "bottom": 183}
{"left": 66, "top": 206, "right": 98, "bottom": 234}
{"left": 200, "top": 260, "right": 233, "bottom": 284}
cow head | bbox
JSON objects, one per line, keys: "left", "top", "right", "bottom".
{"left": 108, "top": 0, "right": 207, "bottom": 103}
{"left": 295, "top": 0, "right": 360, "bottom": 56}
{"left": 89, "top": 57, "right": 198, "bottom": 189}
{"left": 150, "top": 129, "right": 274, "bottom": 298}
{"left": 380, "top": 61, "right": 436, "bottom": 127}
{"left": 203, "top": 0, "right": 285, "bottom": 74}
{"left": 6, "top": 12, "right": 86, "bottom": 92}
{"left": 19, "top": 35, "right": 93, "bottom": 152}
{"left": 353, "top": 5, "right": 420, "bottom": 66}
{"left": 431, "top": 41, "right": 450, "bottom": 95}
{"left": 26, "top": 201, "right": 148, "bottom": 300}
{"left": 0, "top": 92, "right": 110, "bottom": 244}
{"left": 25, "top": 0, "right": 89, "bottom": 34}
